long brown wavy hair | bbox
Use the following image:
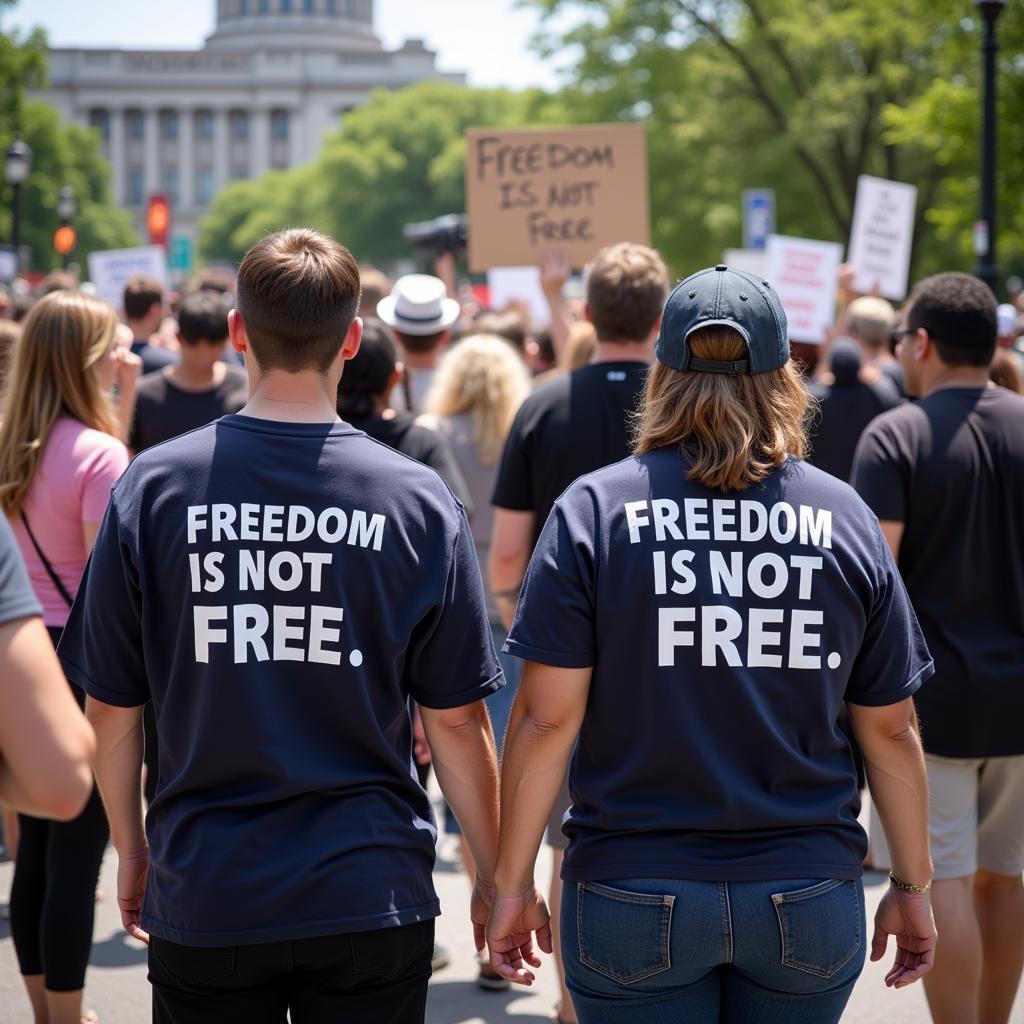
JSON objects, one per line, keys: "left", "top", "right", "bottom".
{"left": 634, "top": 325, "right": 812, "bottom": 491}
{"left": 0, "top": 291, "right": 120, "bottom": 516}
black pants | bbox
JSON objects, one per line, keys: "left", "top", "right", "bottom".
{"left": 149, "top": 920, "right": 435, "bottom": 1024}
{"left": 9, "top": 626, "right": 110, "bottom": 992}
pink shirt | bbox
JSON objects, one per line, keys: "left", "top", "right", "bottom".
{"left": 9, "top": 417, "right": 129, "bottom": 627}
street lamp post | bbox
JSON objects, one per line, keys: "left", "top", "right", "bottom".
{"left": 57, "top": 186, "right": 77, "bottom": 270}
{"left": 973, "top": 0, "right": 1006, "bottom": 295}
{"left": 5, "top": 139, "right": 32, "bottom": 275}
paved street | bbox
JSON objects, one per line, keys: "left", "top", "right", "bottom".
{"left": 2, "top": 833, "right": 1023, "bottom": 1023}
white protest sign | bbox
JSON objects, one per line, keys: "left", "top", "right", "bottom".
{"left": 723, "top": 248, "right": 768, "bottom": 280}
{"left": 486, "top": 267, "right": 551, "bottom": 327}
{"left": 847, "top": 175, "right": 918, "bottom": 301}
{"left": 88, "top": 245, "right": 168, "bottom": 309}
{"left": 765, "top": 235, "right": 844, "bottom": 344}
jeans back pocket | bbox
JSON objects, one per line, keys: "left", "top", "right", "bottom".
{"left": 577, "top": 881, "right": 674, "bottom": 985}
{"left": 772, "top": 879, "right": 861, "bottom": 979}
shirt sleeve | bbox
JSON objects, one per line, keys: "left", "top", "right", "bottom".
{"left": 851, "top": 418, "right": 909, "bottom": 523}
{"left": 79, "top": 436, "right": 130, "bottom": 524}
{"left": 845, "top": 524, "right": 934, "bottom": 707}
{"left": 491, "top": 402, "right": 534, "bottom": 511}
{"left": 504, "top": 493, "right": 596, "bottom": 669}
{"left": 57, "top": 497, "right": 149, "bottom": 708}
{"left": 406, "top": 508, "right": 503, "bottom": 709}
{"left": 0, "top": 517, "right": 42, "bottom": 625}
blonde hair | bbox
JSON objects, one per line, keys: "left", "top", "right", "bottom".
{"left": 633, "top": 325, "right": 812, "bottom": 492}
{"left": 424, "top": 334, "right": 531, "bottom": 465}
{"left": 0, "top": 291, "right": 120, "bottom": 516}
{"left": 845, "top": 296, "right": 896, "bottom": 351}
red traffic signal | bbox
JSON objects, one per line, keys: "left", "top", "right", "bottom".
{"left": 147, "top": 194, "right": 171, "bottom": 248}
{"left": 54, "top": 225, "right": 77, "bottom": 255}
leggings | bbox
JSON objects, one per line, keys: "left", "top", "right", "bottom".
{"left": 8, "top": 626, "right": 110, "bottom": 992}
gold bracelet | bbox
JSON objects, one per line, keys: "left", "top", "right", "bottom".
{"left": 889, "top": 872, "right": 932, "bottom": 894}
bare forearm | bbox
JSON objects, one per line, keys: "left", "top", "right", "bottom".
{"left": 423, "top": 704, "right": 500, "bottom": 881}
{"left": 862, "top": 724, "right": 932, "bottom": 883}
{"left": 86, "top": 699, "right": 146, "bottom": 854}
{"left": 494, "top": 704, "right": 577, "bottom": 892}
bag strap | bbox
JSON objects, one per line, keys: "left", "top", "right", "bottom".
{"left": 21, "top": 513, "right": 75, "bottom": 609}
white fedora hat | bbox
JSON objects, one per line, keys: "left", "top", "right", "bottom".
{"left": 377, "top": 274, "right": 461, "bottom": 336}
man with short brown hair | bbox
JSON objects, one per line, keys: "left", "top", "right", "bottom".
{"left": 61, "top": 229, "right": 503, "bottom": 1023}
{"left": 123, "top": 275, "right": 176, "bottom": 374}
{"left": 488, "top": 239, "right": 668, "bottom": 1020}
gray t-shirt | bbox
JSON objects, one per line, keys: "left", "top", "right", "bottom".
{"left": 428, "top": 412, "right": 499, "bottom": 622}
{"left": 389, "top": 368, "right": 436, "bottom": 416}
{"left": 0, "top": 515, "right": 42, "bottom": 625}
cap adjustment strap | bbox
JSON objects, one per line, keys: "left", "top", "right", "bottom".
{"left": 688, "top": 357, "right": 751, "bottom": 375}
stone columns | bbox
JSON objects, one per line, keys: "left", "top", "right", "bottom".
{"left": 213, "top": 108, "right": 230, "bottom": 192}
{"left": 108, "top": 108, "right": 125, "bottom": 206}
{"left": 179, "top": 108, "right": 195, "bottom": 210}
{"left": 251, "top": 107, "right": 270, "bottom": 179}
{"left": 144, "top": 108, "right": 160, "bottom": 198}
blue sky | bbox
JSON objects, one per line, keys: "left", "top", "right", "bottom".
{"left": 3, "top": 0, "right": 569, "bottom": 90}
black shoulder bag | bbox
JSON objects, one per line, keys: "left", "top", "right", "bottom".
{"left": 21, "top": 513, "right": 75, "bottom": 609}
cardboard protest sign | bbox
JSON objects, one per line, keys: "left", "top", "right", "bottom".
{"left": 765, "top": 235, "right": 844, "bottom": 344}
{"left": 88, "top": 245, "right": 168, "bottom": 309}
{"left": 465, "top": 124, "right": 650, "bottom": 273}
{"left": 847, "top": 175, "right": 918, "bottom": 301}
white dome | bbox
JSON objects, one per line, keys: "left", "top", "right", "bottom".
{"left": 207, "top": 0, "right": 380, "bottom": 51}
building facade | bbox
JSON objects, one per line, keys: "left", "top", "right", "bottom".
{"left": 35, "top": 0, "right": 463, "bottom": 255}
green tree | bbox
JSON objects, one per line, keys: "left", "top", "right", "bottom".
{"left": 200, "top": 81, "right": 562, "bottom": 267}
{"left": 525, "top": 0, "right": 1024, "bottom": 280}
{"left": 1, "top": 6, "right": 137, "bottom": 272}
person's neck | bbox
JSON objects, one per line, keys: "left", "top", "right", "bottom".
{"left": 591, "top": 337, "right": 655, "bottom": 365}
{"left": 401, "top": 349, "right": 439, "bottom": 370}
{"left": 922, "top": 364, "right": 992, "bottom": 397}
{"left": 240, "top": 369, "right": 340, "bottom": 424}
{"left": 126, "top": 319, "right": 155, "bottom": 343}
{"left": 171, "top": 359, "right": 224, "bottom": 392}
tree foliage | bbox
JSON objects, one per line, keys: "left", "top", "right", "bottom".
{"left": 200, "top": 82, "right": 562, "bottom": 266}
{"left": 1, "top": 4, "right": 138, "bottom": 273}
{"left": 523, "top": 0, "right": 1024, "bottom": 280}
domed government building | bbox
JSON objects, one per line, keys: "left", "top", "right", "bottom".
{"left": 35, "top": 0, "right": 464, "bottom": 252}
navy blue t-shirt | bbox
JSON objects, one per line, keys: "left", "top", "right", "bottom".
{"left": 58, "top": 414, "right": 502, "bottom": 946}
{"left": 505, "top": 449, "right": 933, "bottom": 883}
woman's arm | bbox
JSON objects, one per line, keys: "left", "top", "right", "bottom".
{"left": 0, "top": 615, "right": 95, "bottom": 819}
{"left": 488, "top": 661, "right": 591, "bottom": 984}
{"left": 848, "top": 697, "right": 937, "bottom": 987}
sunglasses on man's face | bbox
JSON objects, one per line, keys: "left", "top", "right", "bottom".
{"left": 889, "top": 326, "right": 915, "bottom": 354}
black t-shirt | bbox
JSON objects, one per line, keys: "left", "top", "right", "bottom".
{"left": 57, "top": 415, "right": 501, "bottom": 945}
{"left": 349, "top": 413, "right": 472, "bottom": 513}
{"left": 130, "top": 368, "right": 249, "bottom": 453}
{"left": 492, "top": 361, "right": 649, "bottom": 537}
{"left": 852, "top": 386, "right": 1024, "bottom": 757}
{"left": 131, "top": 340, "right": 179, "bottom": 376}
{"left": 808, "top": 374, "right": 903, "bottom": 482}
{"left": 507, "top": 451, "right": 932, "bottom": 882}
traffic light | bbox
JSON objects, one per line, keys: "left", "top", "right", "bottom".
{"left": 53, "top": 225, "right": 77, "bottom": 256}
{"left": 147, "top": 194, "right": 171, "bottom": 249}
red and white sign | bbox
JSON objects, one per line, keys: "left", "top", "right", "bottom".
{"left": 765, "top": 234, "right": 844, "bottom": 344}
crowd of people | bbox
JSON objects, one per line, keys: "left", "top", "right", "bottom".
{"left": 0, "top": 229, "right": 1021, "bottom": 1024}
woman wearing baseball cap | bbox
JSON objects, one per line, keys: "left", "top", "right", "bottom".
{"left": 486, "top": 265, "right": 937, "bottom": 1023}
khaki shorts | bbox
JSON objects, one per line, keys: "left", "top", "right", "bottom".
{"left": 927, "top": 753, "right": 1024, "bottom": 881}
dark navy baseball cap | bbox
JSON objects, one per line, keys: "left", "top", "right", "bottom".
{"left": 655, "top": 264, "right": 789, "bottom": 375}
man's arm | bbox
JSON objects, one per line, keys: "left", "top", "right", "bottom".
{"left": 490, "top": 508, "right": 535, "bottom": 630}
{"left": 85, "top": 698, "right": 150, "bottom": 942}
{"left": 420, "top": 700, "right": 500, "bottom": 950}
{"left": 488, "top": 661, "right": 591, "bottom": 984}
{"left": 0, "top": 616, "right": 95, "bottom": 820}
{"left": 879, "top": 520, "right": 905, "bottom": 561}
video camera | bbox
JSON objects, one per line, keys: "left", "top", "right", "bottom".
{"left": 402, "top": 214, "right": 467, "bottom": 255}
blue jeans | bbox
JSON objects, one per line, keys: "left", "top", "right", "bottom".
{"left": 562, "top": 876, "right": 865, "bottom": 1024}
